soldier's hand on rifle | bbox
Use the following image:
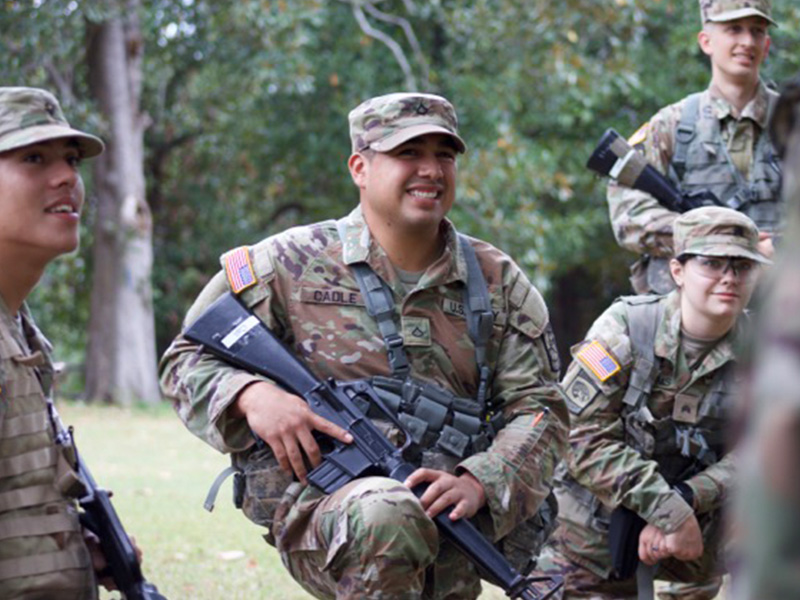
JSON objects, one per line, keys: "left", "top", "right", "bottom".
{"left": 233, "top": 381, "right": 353, "bottom": 484}
{"left": 664, "top": 513, "right": 703, "bottom": 562}
{"left": 84, "top": 530, "right": 144, "bottom": 591}
{"left": 404, "top": 468, "right": 486, "bottom": 521}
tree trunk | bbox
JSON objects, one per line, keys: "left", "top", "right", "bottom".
{"left": 84, "top": 1, "right": 159, "bottom": 404}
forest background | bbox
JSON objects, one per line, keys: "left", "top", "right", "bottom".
{"left": 3, "top": 0, "right": 800, "bottom": 404}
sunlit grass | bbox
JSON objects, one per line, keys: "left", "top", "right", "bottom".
{"left": 60, "top": 401, "right": 510, "bottom": 599}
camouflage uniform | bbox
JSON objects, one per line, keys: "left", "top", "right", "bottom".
{"left": 160, "top": 93, "right": 568, "bottom": 599}
{"left": 537, "top": 207, "right": 767, "bottom": 599}
{"left": 607, "top": 0, "right": 781, "bottom": 294}
{"left": 0, "top": 299, "right": 98, "bottom": 599}
{"left": 0, "top": 87, "right": 103, "bottom": 599}
{"left": 734, "top": 76, "right": 800, "bottom": 600}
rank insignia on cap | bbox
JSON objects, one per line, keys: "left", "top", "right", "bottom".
{"left": 576, "top": 341, "right": 621, "bottom": 382}
{"left": 224, "top": 247, "right": 257, "bottom": 294}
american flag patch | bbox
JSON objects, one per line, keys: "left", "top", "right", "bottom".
{"left": 576, "top": 341, "right": 620, "bottom": 382}
{"left": 224, "top": 247, "right": 257, "bottom": 294}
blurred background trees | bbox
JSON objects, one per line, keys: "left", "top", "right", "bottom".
{"left": 2, "top": 0, "right": 798, "bottom": 403}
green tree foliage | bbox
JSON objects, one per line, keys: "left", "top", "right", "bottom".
{"left": 3, "top": 0, "right": 799, "bottom": 368}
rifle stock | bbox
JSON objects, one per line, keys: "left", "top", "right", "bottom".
{"left": 587, "top": 128, "right": 722, "bottom": 213}
{"left": 184, "top": 292, "right": 563, "bottom": 600}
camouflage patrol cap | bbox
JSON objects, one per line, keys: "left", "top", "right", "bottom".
{"left": 699, "top": 0, "right": 776, "bottom": 25}
{"left": 348, "top": 92, "right": 466, "bottom": 154}
{"left": 0, "top": 87, "right": 104, "bottom": 158}
{"left": 674, "top": 206, "right": 769, "bottom": 263}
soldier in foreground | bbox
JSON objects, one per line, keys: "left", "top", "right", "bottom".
{"left": 0, "top": 87, "right": 108, "bottom": 598}
{"left": 536, "top": 206, "right": 770, "bottom": 599}
{"left": 734, "top": 76, "right": 800, "bottom": 600}
{"left": 160, "top": 92, "right": 568, "bottom": 598}
{"left": 608, "top": 0, "right": 780, "bottom": 295}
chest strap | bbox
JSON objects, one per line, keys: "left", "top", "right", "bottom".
{"left": 621, "top": 300, "right": 664, "bottom": 413}
{"left": 336, "top": 220, "right": 494, "bottom": 406}
{"left": 672, "top": 93, "right": 701, "bottom": 183}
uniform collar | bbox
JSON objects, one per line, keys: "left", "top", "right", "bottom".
{"left": 707, "top": 80, "right": 773, "bottom": 128}
{"left": 654, "top": 290, "right": 744, "bottom": 377}
{"left": 338, "top": 205, "right": 467, "bottom": 293}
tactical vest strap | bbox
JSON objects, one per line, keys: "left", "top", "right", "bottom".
{"left": 351, "top": 262, "right": 411, "bottom": 378}
{"left": 458, "top": 234, "right": 494, "bottom": 406}
{"left": 0, "top": 409, "right": 49, "bottom": 439}
{"left": 672, "top": 93, "right": 701, "bottom": 182}
{"left": 336, "top": 220, "right": 411, "bottom": 378}
{"left": 0, "top": 512, "right": 80, "bottom": 541}
{"left": 621, "top": 299, "right": 664, "bottom": 411}
{"left": 0, "top": 446, "right": 57, "bottom": 478}
{"left": 0, "top": 547, "right": 90, "bottom": 581}
{"left": 0, "top": 485, "right": 63, "bottom": 513}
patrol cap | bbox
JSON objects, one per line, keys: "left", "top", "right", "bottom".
{"left": 674, "top": 206, "right": 769, "bottom": 263}
{"left": 0, "top": 87, "right": 104, "bottom": 158}
{"left": 699, "top": 0, "right": 776, "bottom": 26}
{"left": 348, "top": 92, "right": 466, "bottom": 154}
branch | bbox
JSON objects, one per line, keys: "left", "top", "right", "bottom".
{"left": 345, "top": 0, "right": 417, "bottom": 91}
{"left": 362, "top": 1, "right": 429, "bottom": 89}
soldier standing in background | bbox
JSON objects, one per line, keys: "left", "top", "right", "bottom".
{"left": 536, "top": 206, "right": 771, "bottom": 599}
{"left": 608, "top": 0, "right": 780, "bottom": 295}
{"left": 160, "top": 92, "right": 568, "bottom": 599}
{"left": 0, "top": 87, "right": 110, "bottom": 598}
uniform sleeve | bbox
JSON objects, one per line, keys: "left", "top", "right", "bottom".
{"left": 562, "top": 303, "right": 694, "bottom": 534}
{"left": 159, "top": 270, "right": 272, "bottom": 454}
{"left": 457, "top": 272, "right": 569, "bottom": 541}
{"left": 606, "top": 106, "right": 682, "bottom": 258}
{"left": 685, "top": 451, "right": 736, "bottom": 514}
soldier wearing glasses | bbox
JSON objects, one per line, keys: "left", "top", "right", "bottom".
{"left": 536, "top": 206, "right": 769, "bottom": 598}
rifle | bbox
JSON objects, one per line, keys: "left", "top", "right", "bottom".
{"left": 184, "top": 292, "right": 563, "bottom": 600}
{"left": 49, "top": 404, "right": 168, "bottom": 600}
{"left": 587, "top": 128, "right": 722, "bottom": 213}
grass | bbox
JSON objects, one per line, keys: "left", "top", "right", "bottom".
{"left": 60, "top": 401, "right": 508, "bottom": 600}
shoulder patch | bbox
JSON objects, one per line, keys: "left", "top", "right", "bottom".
{"left": 561, "top": 369, "right": 602, "bottom": 415}
{"left": 542, "top": 323, "right": 561, "bottom": 375}
{"left": 628, "top": 122, "right": 649, "bottom": 148}
{"left": 576, "top": 341, "right": 621, "bottom": 383}
{"left": 223, "top": 247, "right": 257, "bottom": 294}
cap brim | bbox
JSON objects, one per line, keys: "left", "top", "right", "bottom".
{"left": 707, "top": 8, "right": 776, "bottom": 26}
{"left": 679, "top": 246, "right": 772, "bottom": 265}
{"left": 369, "top": 124, "right": 467, "bottom": 154}
{"left": 0, "top": 124, "right": 105, "bottom": 158}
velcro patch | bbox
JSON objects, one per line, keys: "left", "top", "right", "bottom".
{"left": 576, "top": 341, "right": 621, "bottom": 382}
{"left": 224, "top": 247, "right": 257, "bottom": 294}
{"left": 401, "top": 316, "right": 431, "bottom": 347}
{"left": 300, "top": 287, "right": 362, "bottom": 306}
{"left": 562, "top": 370, "right": 601, "bottom": 414}
{"left": 442, "top": 298, "right": 466, "bottom": 319}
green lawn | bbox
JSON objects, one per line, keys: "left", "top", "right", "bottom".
{"left": 60, "top": 401, "right": 508, "bottom": 600}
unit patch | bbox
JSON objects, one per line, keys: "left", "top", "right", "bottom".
{"left": 401, "top": 316, "right": 431, "bottom": 347}
{"left": 224, "top": 247, "right": 257, "bottom": 294}
{"left": 300, "top": 287, "right": 363, "bottom": 306}
{"left": 576, "top": 341, "right": 621, "bottom": 382}
{"left": 563, "top": 370, "right": 601, "bottom": 414}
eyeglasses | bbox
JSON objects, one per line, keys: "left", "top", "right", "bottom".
{"left": 690, "top": 256, "right": 759, "bottom": 280}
